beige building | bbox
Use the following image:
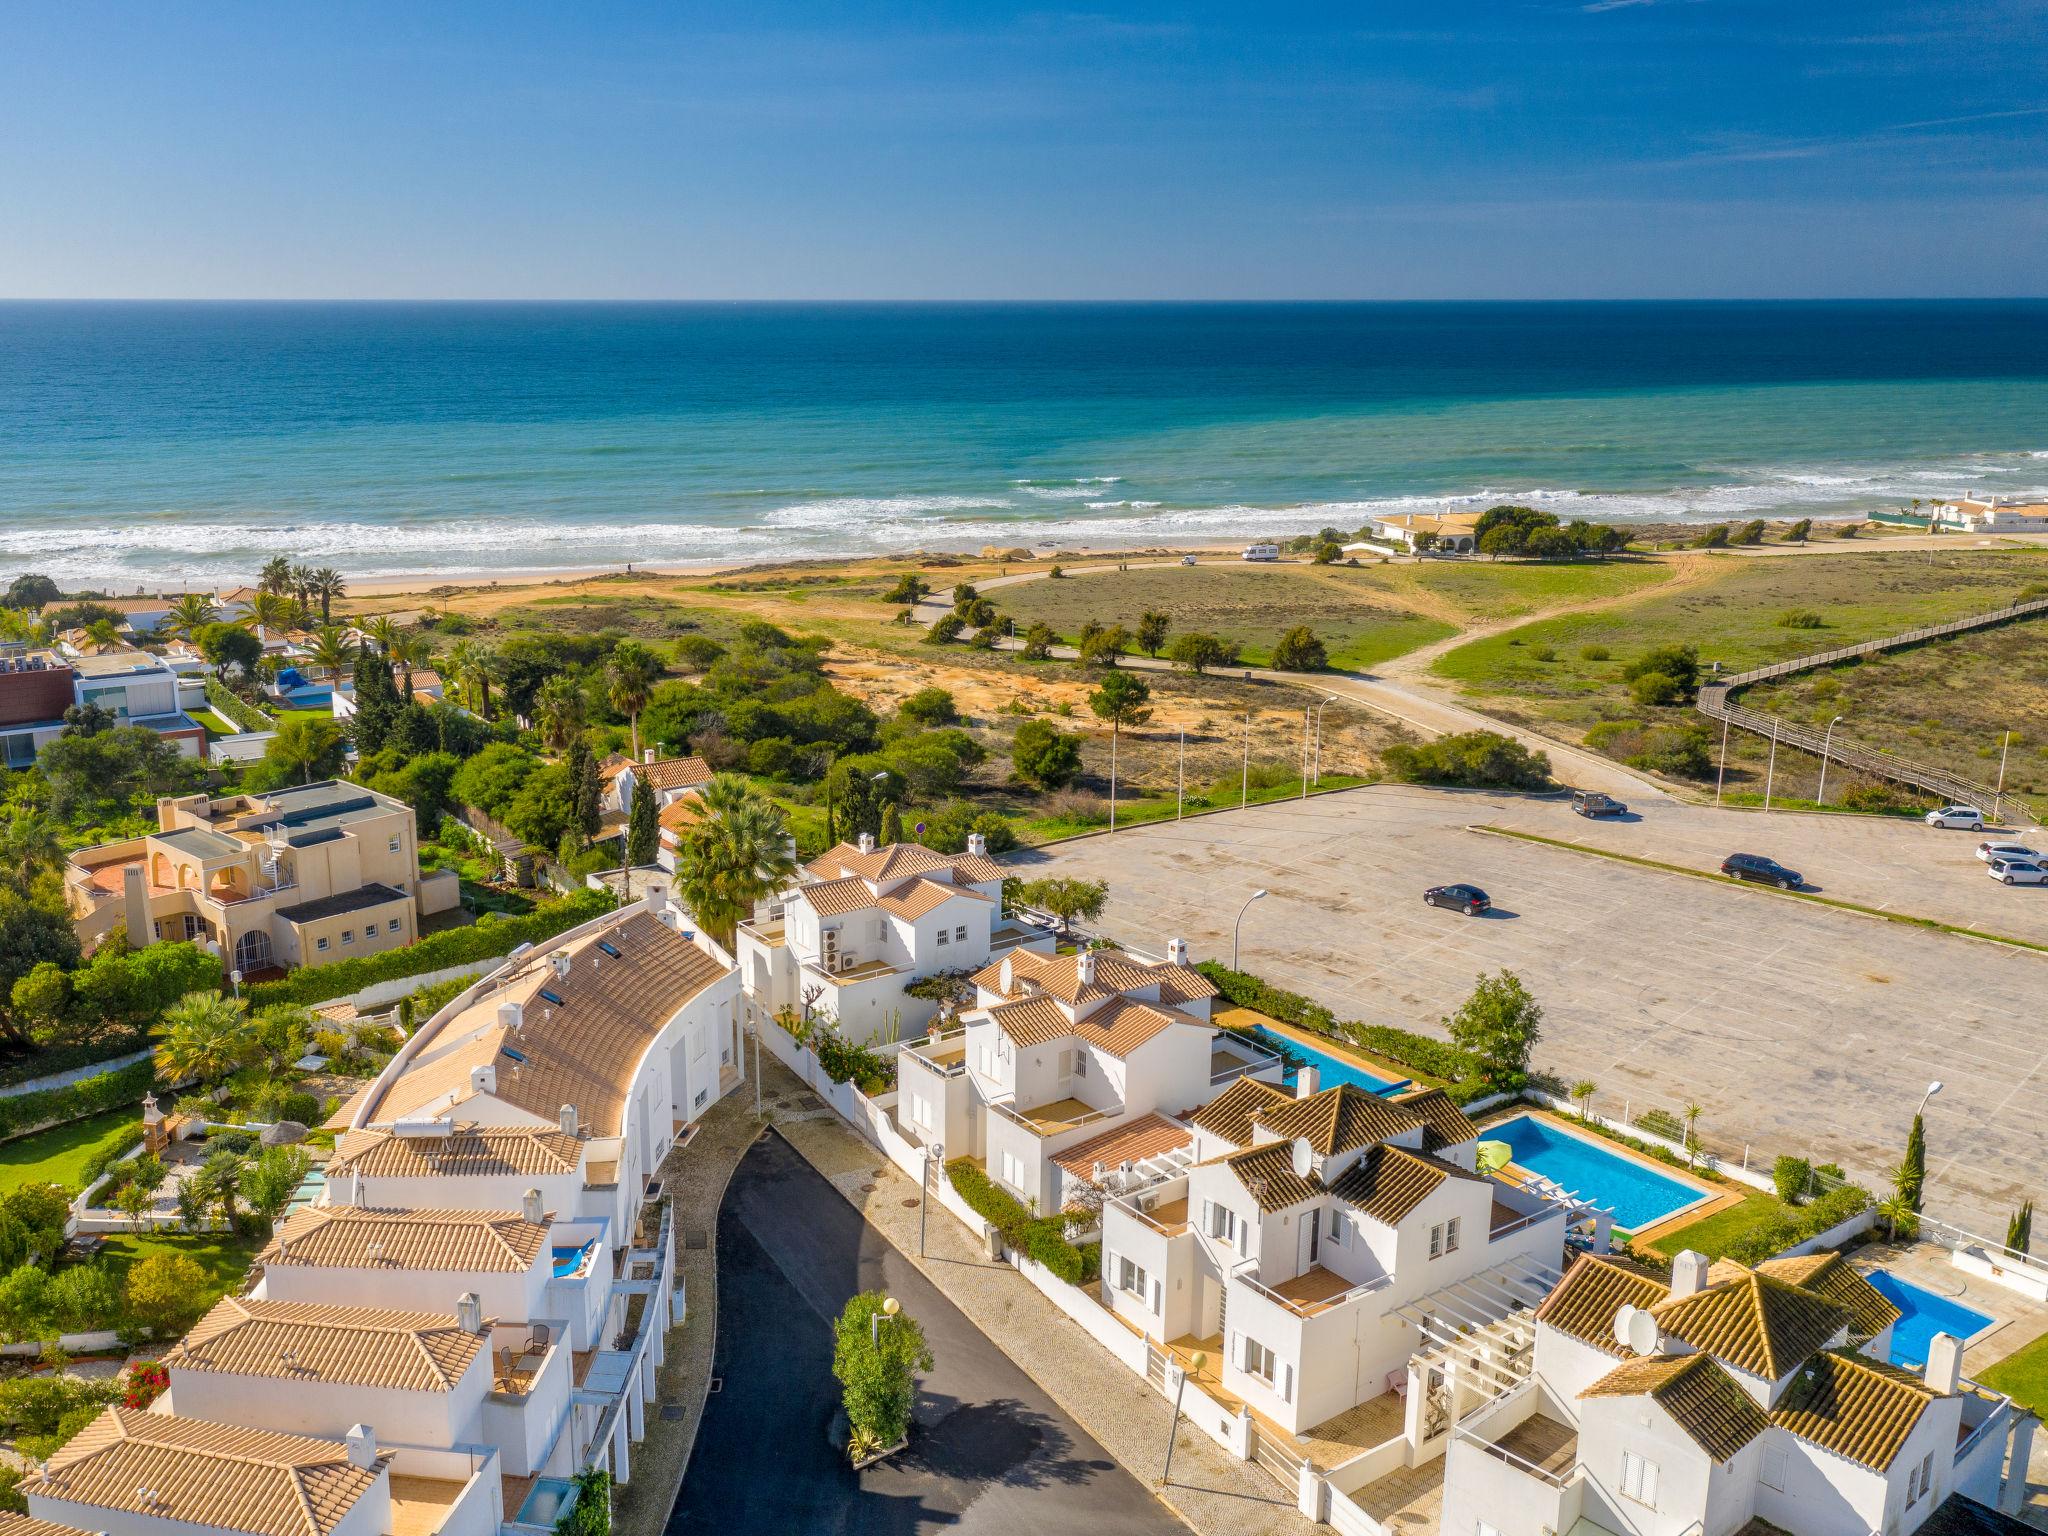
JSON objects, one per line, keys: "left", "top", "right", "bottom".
{"left": 1349, "top": 510, "right": 1485, "bottom": 554}
{"left": 65, "top": 780, "right": 461, "bottom": 975}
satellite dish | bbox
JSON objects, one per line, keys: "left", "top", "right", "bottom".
{"left": 1613, "top": 1305, "right": 1638, "bottom": 1349}
{"left": 1628, "top": 1309, "right": 1661, "bottom": 1357}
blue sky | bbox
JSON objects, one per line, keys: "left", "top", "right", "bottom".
{"left": 2, "top": 1, "right": 2043, "bottom": 298}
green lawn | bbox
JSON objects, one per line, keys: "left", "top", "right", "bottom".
{"left": 1014, "top": 772, "right": 1370, "bottom": 843}
{"left": 1977, "top": 1331, "right": 2048, "bottom": 1415}
{"left": 1644, "top": 1187, "right": 1797, "bottom": 1261}
{"left": 96, "top": 1230, "right": 264, "bottom": 1319}
{"left": 269, "top": 706, "right": 336, "bottom": 729}
{"left": 1399, "top": 558, "right": 1674, "bottom": 624}
{"left": 0, "top": 1108, "right": 143, "bottom": 1195}
{"left": 191, "top": 707, "right": 240, "bottom": 735}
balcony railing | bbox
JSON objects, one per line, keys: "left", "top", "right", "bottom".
{"left": 901, "top": 1035, "right": 968, "bottom": 1077}
{"left": 988, "top": 1095, "right": 1119, "bottom": 1138}
{"left": 1232, "top": 1257, "right": 1391, "bottom": 1318}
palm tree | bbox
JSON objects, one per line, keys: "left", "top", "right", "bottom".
{"left": 164, "top": 593, "right": 219, "bottom": 641}
{"left": 290, "top": 564, "right": 316, "bottom": 611}
{"left": 364, "top": 615, "right": 399, "bottom": 657}
{"left": 268, "top": 716, "right": 346, "bottom": 785}
{"left": 445, "top": 640, "right": 483, "bottom": 712}
{"left": 154, "top": 991, "right": 259, "bottom": 1087}
{"left": 245, "top": 590, "right": 296, "bottom": 634}
{"left": 673, "top": 775, "right": 798, "bottom": 948}
{"left": 84, "top": 617, "right": 122, "bottom": 650}
{"left": 0, "top": 812, "right": 61, "bottom": 897}
{"left": 607, "top": 641, "right": 662, "bottom": 761}
{"left": 307, "top": 625, "right": 352, "bottom": 681}
{"left": 1682, "top": 1100, "right": 1704, "bottom": 1163}
{"left": 199, "top": 1147, "right": 247, "bottom": 1235}
{"left": 1571, "top": 1079, "right": 1597, "bottom": 1120}
{"left": 310, "top": 568, "right": 347, "bottom": 623}
{"left": 395, "top": 632, "right": 433, "bottom": 698}
{"left": 534, "top": 675, "right": 586, "bottom": 751}
{"left": 259, "top": 556, "right": 295, "bottom": 596}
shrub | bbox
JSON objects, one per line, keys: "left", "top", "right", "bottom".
{"left": 1380, "top": 731, "right": 1552, "bottom": 790}
{"left": 125, "top": 1252, "right": 209, "bottom": 1336}
{"left": 1637, "top": 1108, "right": 1684, "bottom": 1141}
{"left": 1579, "top": 645, "right": 1610, "bottom": 661}
{"left": 923, "top": 613, "right": 964, "bottom": 646}
{"left": 1531, "top": 646, "right": 1557, "bottom": 663}
{"left": 833, "top": 1291, "right": 933, "bottom": 1460}
{"left": 898, "top": 687, "right": 958, "bottom": 727}
{"left": 1011, "top": 719, "right": 1083, "bottom": 789}
{"left": 1720, "top": 1184, "right": 1872, "bottom": 1267}
{"left": 1270, "top": 626, "right": 1328, "bottom": 672}
{"left": 1626, "top": 724, "right": 1714, "bottom": 779}
{"left": 944, "top": 1159, "right": 1098, "bottom": 1282}
{"left": 1628, "top": 671, "right": 1687, "bottom": 707}
{"left": 1774, "top": 1155, "right": 1813, "bottom": 1204}
{"left": 880, "top": 573, "right": 929, "bottom": 606}
{"left": 0, "top": 1059, "right": 157, "bottom": 1144}
{"left": 1622, "top": 644, "right": 1700, "bottom": 692}
{"left": 1166, "top": 632, "right": 1239, "bottom": 675}
{"left": 244, "top": 889, "right": 614, "bottom": 1009}
{"left": 1777, "top": 609, "right": 1825, "bottom": 629}
{"left": 1019, "top": 622, "right": 1057, "bottom": 660}
{"left": 1784, "top": 519, "right": 1813, "bottom": 543}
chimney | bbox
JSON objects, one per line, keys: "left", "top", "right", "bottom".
{"left": 1669, "top": 1249, "right": 1710, "bottom": 1299}
{"left": 469, "top": 1063, "right": 496, "bottom": 1097}
{"left": 455, "top": 1292, "right": 484, "bottom": 1334}
{"left": 344, "top": 1424, "right": 377, "bottom": 1470}
{"left": 550, "top": 952, "right": 571, "bottom": 980}
{"left": 966, "top": 832, "right": 987, "bottom": 857}
{"left": 1075, "top": 949, "right": 1097, "bottom": 987}
{"left": 498, "top": 1001, "right": 523, "bottom": 1033}
{"left": 559, "top": 1103, "right": 579, "bottom": 1138}
{"left": 644, "top": 748, "right": 655, "bottom": 764}
{"left": 1295, "top": 1064, "right": 1320, "bottom": 1099}
{"left": 858, "top": 831, "right": 876, "bottom": 854}
{"left": 1926, "top": 1332, "right": 1964, "bottom": 1394}
{"left": 1166, "top": 937, "right": 1189, "bottom": 967}
{"left": 523, "top": 1188, "right": 544, "bottom": 1225}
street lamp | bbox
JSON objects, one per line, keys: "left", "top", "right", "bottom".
{"left": 1916, "top": 1080, "right": 1943, "bottom": 1121}
{"left": 1816, "top": 716, "right": 1844, "bottom": 805}
{"left": 1161, "top": 1349, "right": 1207, "bottom": 1486}
{"left": 1231, "top": 890, "right": 1267, "bottom": 970}
{"left": 872, "top": 1294, "right": 900, "bottom": 1348}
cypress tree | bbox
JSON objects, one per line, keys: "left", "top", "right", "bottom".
{"left": 879, "top": 801, "right": 903, "bottom": 847}
{"left": 627, "top": 774, "right": 658, "bottom": 866}
{"left": 569, "top": 740, "right": 601, "bottom": 844}
{"left": 1901, "top": 1114, "right": 1926, "bottom": 1212}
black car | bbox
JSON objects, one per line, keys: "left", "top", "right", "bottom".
{"left": 1572, "top": 790, "right": 1627, "bottom": 818}
{"left": 1424, "top": 884, "right": 1491, "bottom": 915}
{"left": 1720, "top": 853, "right": 1802, "bottom": 890}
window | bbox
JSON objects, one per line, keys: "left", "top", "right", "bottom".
{"left": 909, "top": 1095, "right": 934, "bottom": 1131}
{"left": 1329, "top": 1212, "right": 1348, "bottom": 1247}
{"left": 387, "top": 836, "right": 400, "bottom": 853}
{"left": 1243, "top": 1337, "right": 1278, "bottom": 1384}
{"left": 340, "top": 929, "right": 354, "bottom": 946}
{"left": 387, "top": 918, "right": 401, "bottom": 933}
{"left": 1445, "top": 1216, "right": 1460, "bottom": 1255}
{"left": 955, "top": 924, "right": 967, "bottom": 941}
{"left": 1909, "top": 1451, "right": 1935, "bottom": 1507}
{"left": 1620, "top": 1451, "right": 1659, "bottom": 1508}
{"left": 316, "top": 936, "right": 330, "bottom": 952}
{"left": 936, "top": 929, "right": 950, "bottom": 946}
{"left": 1000, "top": 1149, "right": 1027, "bottom": 1193}
{"left": 1429, "top": 1223, "right": 1442, "bottom": 1259}
{"left": 875, "top": 920, "right": 887, "bottom": 942}
{"left": 1117, "top": 1255, "right": 1149, "bottom": 1299}
{"left": 1207, "top": 1202, "right": 1239, "bottom": 1247}
{"left": 1073, "top": 1052, "right": 1088, "bottom": 1078}
{"left": 693, "top": 1088, "right": 708, "bottom": 1110}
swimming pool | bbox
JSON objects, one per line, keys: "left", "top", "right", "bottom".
{"left": 514, "top": 1477, "right": 578, "bottom": 1527}
{"left": 1241, "top": 1022, "right": 1408, "bottom": 1096}
{"left": 1487, "top": 1114, "right": 1710, "bottom": 1232}
{"left": 551, "top": 1241, "right": 595, "bottom": 1279}
{"left": 1867, "top": 1270, "right": 1995, "bottom": 1368}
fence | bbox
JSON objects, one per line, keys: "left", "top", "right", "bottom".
{"left": 1696, "top": 595, "right": 2048, "bottom": 823}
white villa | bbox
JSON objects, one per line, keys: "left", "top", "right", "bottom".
{"left": 1927, "top": 497, "right": 2048, "bottom": 535}
{"left": 735, "top": 833, "right": 1055, "bottom": 1044}
{"left": 895, "top": 940, "right": 1286, "bottom": 1216}
{"left": 1099, "top": 1068, "right": 1566, "bottom": 1440}
{"left": 1433, "top": 1248, "right": 2035, "bottom": 1536}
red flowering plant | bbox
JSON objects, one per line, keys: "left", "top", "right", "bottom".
{"left": 120, "top": 1361, "right": 168, "bottom": 1410}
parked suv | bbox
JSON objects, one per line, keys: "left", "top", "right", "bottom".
{"left": 1720, "top": 853, "right": 1803, "bottom": 890}
{"left": 1571, "top": 790, "right": 1628, "bottom": 818}
{"left": 1926, "top": 805, "right": 1986, "bottom": 830}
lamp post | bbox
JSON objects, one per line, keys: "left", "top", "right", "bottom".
{"left": 1997, "top": 729, "right": 2013, "bottom": 795}
{"left": 1176, "top": 730, "right": 1185, "bottom": 822}
{"left": 1311, "top": 698, "right": 1333, "bottom": 786}
{"left": 1300, "top": 709, "right": 1311, "bottom": 799}
{"left": 1231, "top": 889, "right": 1267, "bottom": 970}
{"left": 1816, "top": 716, "right": 1844, "bottom": 805}
{"left": 872, "top": 1294, "right": 900, "bottom": 1349}
{"left": 1161, "top": 1349, "right": 1207, "bottom": 1486}
{"left": 751, "top": 1012, "right": 763, "bottom": 1115}
{"left": 1242, "top": 712, "right": 1252, "bottom": 809}
{"left": 1763, "top": 719, "right": 1780, "bottom": 812}
{"left": 1916, "top": 1080, "right": 1943, "bottom": 1121}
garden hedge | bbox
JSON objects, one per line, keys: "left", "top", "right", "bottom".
{"left": 245, "top": 888, "right": 615, "bottom": 1009}
{"left": 945, "top": 1157, "right": 1099, "bottom": 1284}
{"left": 0, "top": 1059, "right": 158, "bottom": 1143}
{"left": 1719, "top": 1184, "right": 1873, "bottom": 1267}
{"left": 1194, "top": 961, "right": 1492, "bottom": 1104}
{"left": 204, "top": 677, "right": 274, "bottom": 732}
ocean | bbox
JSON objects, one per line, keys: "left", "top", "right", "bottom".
{"left": 3, "top": 300, "right": 2045, "bottom": 586}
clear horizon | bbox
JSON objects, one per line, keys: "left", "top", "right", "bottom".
{"left": 3, "top": 3, "right": 2043, "bottom": 302}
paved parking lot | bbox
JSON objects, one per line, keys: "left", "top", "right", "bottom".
{"left": 1020, "top": 786, "right": 2048, "bottom": 1236}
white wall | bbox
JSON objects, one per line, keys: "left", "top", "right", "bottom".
{"left": 480, "top": 1332, "right": 572, "bottom": 1477}
{"left": 32, "top": 1481, "right": 392, "bottom": 1536}
{"left": 163, "top": 1346, "right": 490, "bottom": 1449}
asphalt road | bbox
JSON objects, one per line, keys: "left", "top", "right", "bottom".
{"left": 667, "top": 1132, "right": 1185, "bottom": 1536}
{"left": 1020, "top": 786, "right": 2048, "bottom": 1236}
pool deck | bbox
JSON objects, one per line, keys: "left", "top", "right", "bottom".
{"left": 1219, "top": 1008, "right": 1415, "bottom": 1092}
{"left": 1475, "top": 1107, "right": 1739, "bottom": 1245}
{"left": 1852, "top": 1239, "right": 2048, "bottom": 1380}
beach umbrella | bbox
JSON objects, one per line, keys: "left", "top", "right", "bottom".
{"left": 1476, "top": 1139, "right": 1512, "bottom": 1174}
{"left": 261, "top": 1120, "right": 309, "bottom": 1147}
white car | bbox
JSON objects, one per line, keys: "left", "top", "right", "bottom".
{"left": 1978, "top": 841, "right": 2042, "bottom": 864}
{"left": 1926, "top": 805, "right": 1986, "bottom": 830}
{"left": 1988, "top": 858, "right": 2048, "bottom": 886}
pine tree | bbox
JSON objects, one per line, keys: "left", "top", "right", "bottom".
{"left": 627, "top": 774, "right": 658, "bottom": 866}
{"left": 879, "top": 801, "right": 903, "bottom": 846}
{"left": 824, "top": 783, "right": 838, "bottom": 847}
{"left": 350, "top": 645, "right": 401, "bottom": 758}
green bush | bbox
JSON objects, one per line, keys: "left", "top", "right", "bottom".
{"left": 1773, "top": 1155, "right": 1812, "bottom": 1204}
{"left": 1579, "top": 645, "right": 1611, "bottom": 661}
{"left": 0, "top": 1060, "right": 158, "bottom": 1144}
{"left": 245, "top": 889, "right": 615, "bottom": 1009}
{"left": 944, "top": 1158, "right": 1097, "bottom": 1281}
{"left": 1637, "top": 1108, "right": 1685, "bottom": 1140}
{"left": 1720, "top": 1184, "right": 1872, "bottom": 1267}
{"left": 204, "top": 677, "right": 273, "bottom": 732}
{"left": 1777, "top": 609, "right": 1825, "bottom": 629}
{"left": 1380, "top": 731, "right": 1552, "bottom": 791}
{"left": 77, "top": 1122, "right": 146, "bottom": 1188}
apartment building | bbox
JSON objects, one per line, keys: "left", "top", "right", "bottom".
{"left": 736, "top": 833, "right": 1056, "bottom": 1043}
{"left": 0, "top": 644, "right": 204, "bottom": 768}
{"left": 1436, "top": 1248, "right": 2034, "bottom": 1536}
{"left": 896, "top": 940, "right": 1286, "bottom": 1216}
{"left": 1101, "top": 1070, "right": 1565, "bottom": 1439}
{"left": 64, "top": 781, "right": 461, "bottom": 972}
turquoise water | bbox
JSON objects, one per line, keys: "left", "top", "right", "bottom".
{"left": 551, "top": 1241, "right": 594, "bottom": 1279}
{"left": 1867, "top": 1270, "right": 1995, "bottom": 1368}
{"left": 3, "top": 301, "right": 2046, "bottom": 584}
{"left": 1242, "top": 1023, "right": 1407, "bottom": 1097}
{"left": 1487, "top": 1114, "right": 1706, "bottom": 1231}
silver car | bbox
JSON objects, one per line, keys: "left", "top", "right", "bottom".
{"left": 1988, "top": 858, "right": 2048, "bottom": 887}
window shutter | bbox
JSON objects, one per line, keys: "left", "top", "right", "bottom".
{"left": 1104, "top": 1249, "right": 1117, "bottom": 1287}
{"left": 1283, "top": 1363, "right": 1293, "bottom": 1402}
{"left": 1151, "top": 1278, "right": 1163, "bottom": 1313}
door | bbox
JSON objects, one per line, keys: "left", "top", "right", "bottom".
{"left": 1303, "top": 1209, "right": 1321, "bottom": 1269}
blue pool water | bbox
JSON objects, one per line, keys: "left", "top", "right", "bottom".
{"left": 1243, "top": 1023, "right": 1407, "bottom": 1097}
{"left": 1487, "top": 1115, "right": 1707, "bottom": 1232}
{"left": 1867, "top": 1270, "right": 1995, "bottom": 1369}
{"left": 286, "top": 687, "right": 334, "bottom": 707}
{"left": 515, "top": 1478, "right": 577, "bottom": 1527}
{"left": 551, "top": 1242, "right": 594, "bottom": 1279}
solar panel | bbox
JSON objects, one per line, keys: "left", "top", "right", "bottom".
{"left": 538, "top": 989, "right": 565, "bottom": 1007}
{"left": 597, "top": 941, "right": 622, "bottom": 959}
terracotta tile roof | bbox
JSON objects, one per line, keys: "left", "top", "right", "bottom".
{"left": 259, "top": 1205, "right": 550, "bottom": 1274}
{"left": 877, "top": 876, "right": 991, "bottom": 921}
{"left": 798, "top": 876, "right": 878, "bottom": 918}
{"left": 984, "top": 993, "right": 1195, "bottom": 1060}
{"left": 329, "top": 1125, "right": 582, "bottom": 1179}
{"left": 1534, "top": 1251, "right": 1673, "bottom": 1355}
{"left": 1582, "top": 1352, "right": 1770, "bottom": 1463}
{"left": 1215, "top": 1141, "right": 1321, "bottom": 1212}
{"left": 970, "top": 947, "right": 1215, "bottom": 1009}
{"left": 363, "top": 910, "right": 730, "bottom": 1138}
{"left": 1325, "top": 1144, "right": 1484, "bottom": 1226}
{"left": 657, "top": 797, "right": 707, "bottom": 834}
{"left": 1188, "top": 1077, "right": 1296, "bottom": 1148}
{"left": 1391, "top": 1085, "right": 1478, "bottom": 1153}
{"left": 1651, "top": 1270, "right": 1850, "bottom": 1381}
{"left": 0, "top": 1517, "right": 98, "bottom": 1536}
{"left": 1770, "top": 1349, "right": 1941, "bottom": 1470}
{"left": 1250, "top": 1083, "right": 1422, "bottom": 1156}
{"left": 1753, "top": 1253, "right": 1902, "bottom": 1342}
{"left": 165, "top": 1297, "right": 487, "bottom": 1392}
{"left": 808, "top": 840, "right": 1007, "bottom": 886}
{"left": 23, "top": 1408, "right": 386, "bottom": 1536}
{"left": 1052, "top": 1113, "right": 1192, "bottom": 1179}
{"left": 605, "top": 756, "right": 712, "bottom": 791}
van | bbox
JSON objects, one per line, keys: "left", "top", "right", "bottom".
{"left": 1241, "top": 544, "right": 1279, "bottom": 562}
